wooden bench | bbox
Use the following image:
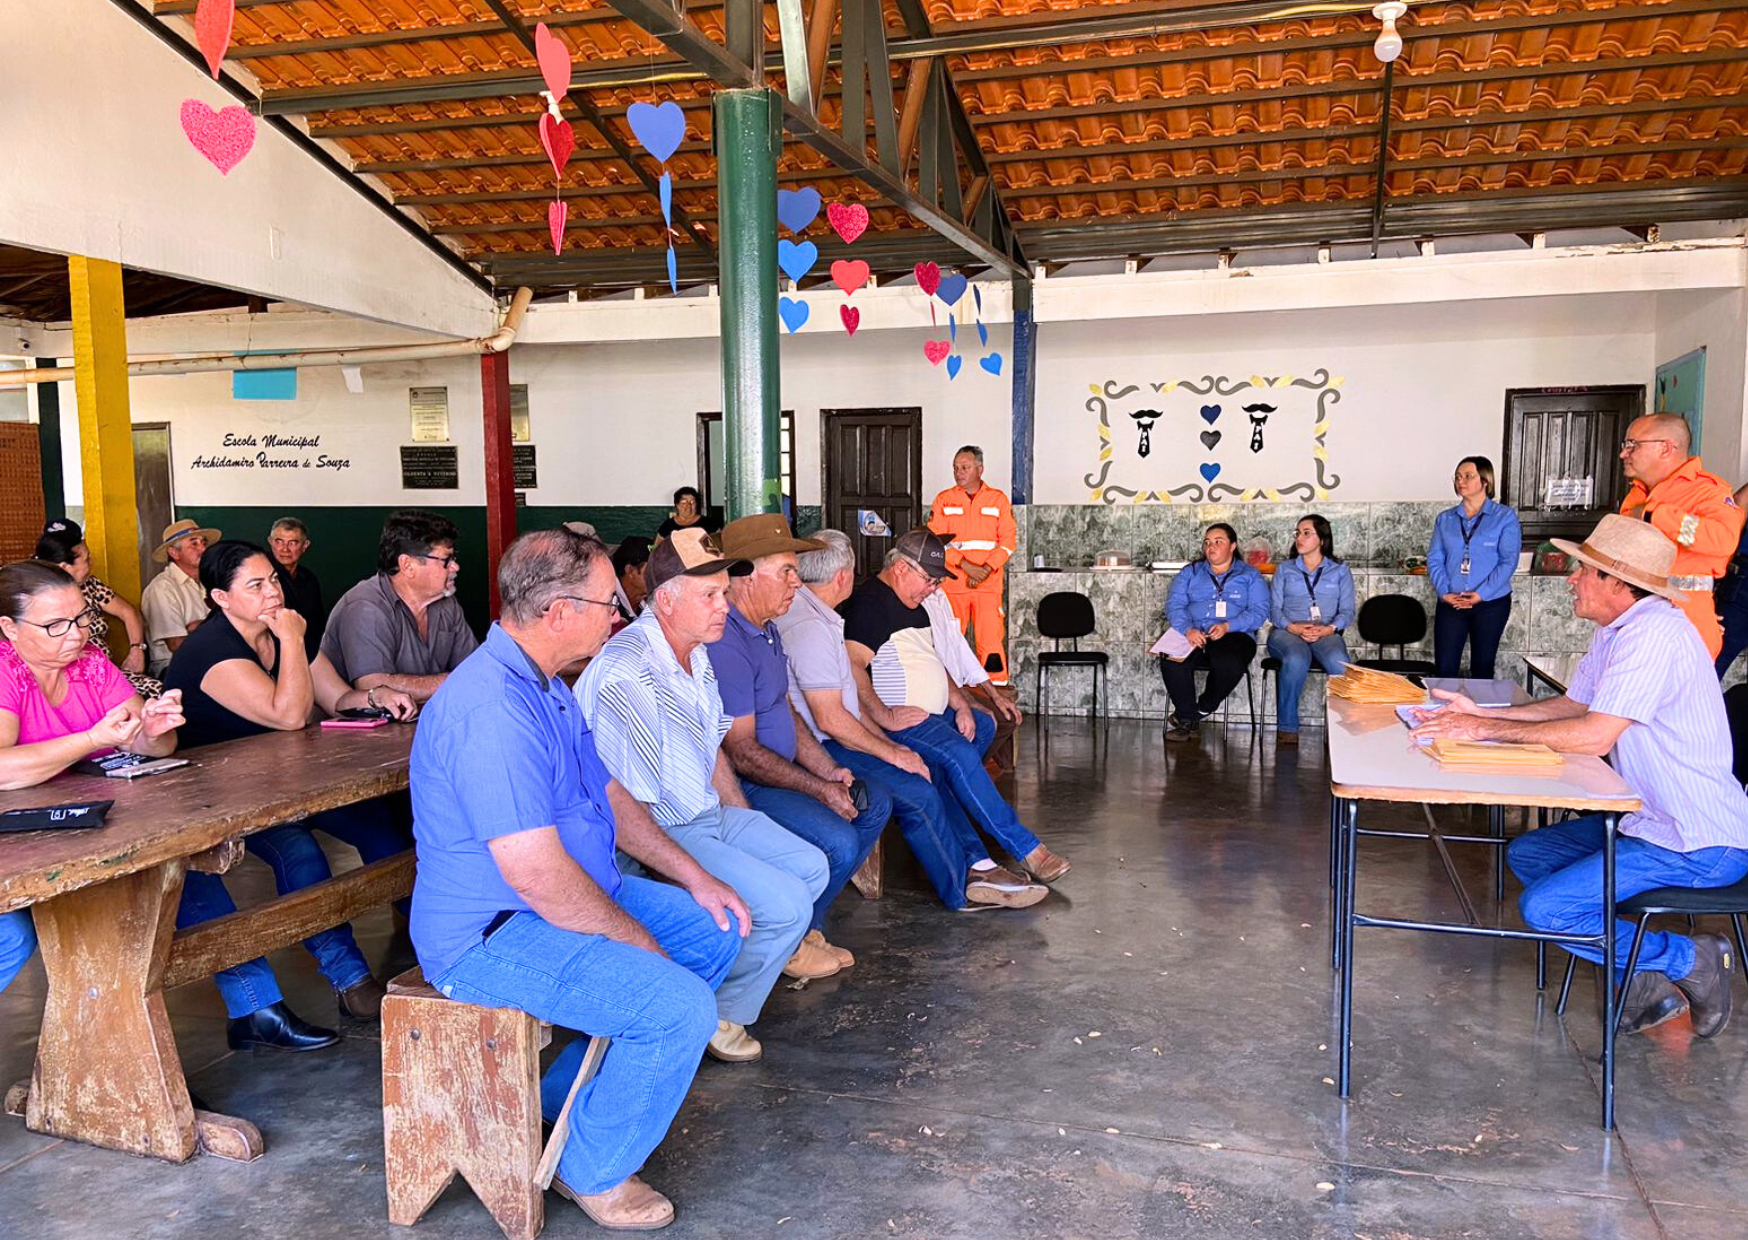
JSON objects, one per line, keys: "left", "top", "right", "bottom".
{"left": 383, "top": 967, "right": 607, "bottom": 1240}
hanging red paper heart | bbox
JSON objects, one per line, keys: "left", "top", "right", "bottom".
{"left": 830, "top": 259, "right": 871, "bottom": 296}
{"left": 913, "top": 262, "right": 941, "bottom": 296}
{"left": 923, "top": 340, "right": 951, "bottom": 366}
{"left": 827, "top": 202, "right": 870, "bottom": 245}
{"left": 549, "top": 199, "right": 568, "bottom": 255}
{"left": 180, "top": 100, "right": 255, "bottom": 174}
{"left": 538, "top": 114, "right": 574, "bottom": 178}
{"left": 534, "top": 22, "right": 572, "bottom": 103}
{"left": 840, "top": 305, "right": 860, "bottom": 336}
{"left": 194, "top": 0, "right": 234, "bottom": 79}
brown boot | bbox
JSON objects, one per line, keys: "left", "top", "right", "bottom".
{"left": 805, "top": 928, "right": 854, "bottom": 968}
{"left": 336, "top": 975, "right": 386, "bottom": 1021}
{"left": 1022, "top": 845, "right": 1072, "bottom": 884}
{"left": 1615, "top": 970, "right": 1688, "bottom": 1035}
{"left": 554, "top": 1173, "right": 675, "bottom": 1230}
{"left": 1673, "top": 934, "right": 1735, "bottom": 1039}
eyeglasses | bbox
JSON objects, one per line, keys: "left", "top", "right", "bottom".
{"left": 548, "top": 595, "right": 620, "bottom": 615}
{"left": 1620, "top": 438, "right": 1673, "bottom": 453}
{"left": 898, "top": 558, "right": 941, "bottom": 590}
{"left": 15, "top": 609, "right": 96, "bottom": 638}
{"left": 414, "top": 552, "right": 459, "bottom": 570}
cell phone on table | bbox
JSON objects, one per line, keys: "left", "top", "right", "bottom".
{"left": 336, "top": 706, "right": 393, "bottom": 721}
{"left": 75, "top": 753, "right": 190, "bottom": 779}
{"left": 322, "top": 715, "right": 392, "bottom": 731}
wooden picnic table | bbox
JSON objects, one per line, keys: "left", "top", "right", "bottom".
{"left": 0, "top": 723, "right": 415, "bottom": 1163}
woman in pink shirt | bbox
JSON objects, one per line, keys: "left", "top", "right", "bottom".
{"left": 0, "top": 560, "right": 336, "bottom": 1050}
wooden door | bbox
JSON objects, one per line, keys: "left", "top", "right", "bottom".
{"left": 822, "top": 408, "right": 923, "bottom": 579}
{"left": 1501, "top": 386, "right": 1642, "bottom": 543}
{"left": 132, "top": 423, "right": 175, "bottom": 591}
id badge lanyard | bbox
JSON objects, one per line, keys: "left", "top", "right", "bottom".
{"left": 1300, "top": 563, "right": 1326, "bottom": 623}
{"left": 1208, "top": 563, "right": 1233, "bottom": 621}
{"left": 1457, "top": 508, "right": 1485, "bottom": 578}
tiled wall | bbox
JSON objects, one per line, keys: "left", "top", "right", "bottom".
{"left": 1004, "top": 502, "right": 1678, "bottom": 722}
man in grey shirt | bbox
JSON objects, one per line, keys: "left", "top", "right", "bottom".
{"left": 321, "top": 509, "right": 479, "bottom": 704}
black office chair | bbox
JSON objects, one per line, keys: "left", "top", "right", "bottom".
{"left": 1354, "top": 594, "right": 1437, "bottom": 676}
{"left": 1035, "top": 592, "right": 1106, "bottom": 719}
{"left": 1551, "top": 684, "right": 1748, "bottom": 1031}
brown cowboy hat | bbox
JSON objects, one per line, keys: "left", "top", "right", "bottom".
{"left": 718, "top": 513, "right": 825, "bottom": 563}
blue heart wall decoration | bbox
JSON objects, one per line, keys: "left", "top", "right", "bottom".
{"left": 1199, "top": 462, "right": 1221, "bottom": 483}
{"left": 778, "top": 239, "right": 818, "bottom": 283}
{"left": 778, "top": 297, "right": 810, "bottom": 333}
{"left": 946, "top": 355, "right": 963, "bottom": 380}
{"left": 1200, "top": 404, "right": 1221, "bottom": 424}
{"left": 776, "top": 187, "right": 822, "bottom": 234}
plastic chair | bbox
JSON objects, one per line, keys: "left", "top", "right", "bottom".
{"left": 1354, "top": 594, "right": 1437, "bottom": 676}
{"left": 1035, "top": 592, "right": 1106, "bottom": 718}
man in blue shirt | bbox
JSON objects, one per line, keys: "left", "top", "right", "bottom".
{"left": 710, "top": 515, "right": 892, "bottom": 978}
{"left": 410, "top": 527, "right": 747, "bottom": 1230}
{"left": 1161, "top": 523, "right": 1270, "bottom": 742}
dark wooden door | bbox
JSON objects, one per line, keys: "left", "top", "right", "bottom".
{"left": 1501, "top": 386, "right": 1643, "bottom": 542}
{"left": 822, "top": 408, "right": 924, "bottom": 579}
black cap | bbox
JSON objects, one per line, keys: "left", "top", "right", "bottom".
{"left": 892, "top": 528, "right": 958, "bottom": 581}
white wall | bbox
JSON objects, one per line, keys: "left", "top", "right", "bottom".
{"left": 1653, "top": 288, "right": 1748, "bottom": 480}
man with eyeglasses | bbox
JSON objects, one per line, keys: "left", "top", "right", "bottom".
{"left": 268, "top": 516, "right": 325, "bottom": 659}
{"left": 321, "top": 509, "right": 479, "bottom": 704}
{"left": 1617, "top": 413, "right": 1744, "bottom": 658}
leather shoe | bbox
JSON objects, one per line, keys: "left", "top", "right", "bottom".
{"left": 555, "top": 1173, "right": 675, "bottom": 1230}
{"left": 1022, "top": 844, "right": 1072, "bottom": 884}
{"left": 337, "top": 975, "right": 386, "bottom": 1021}
{"left": 1616, "top": 970, "right": 1689, "bottom": 1035}
{"left": 1674, "top": 933, "right": 1735, "bottom": 1038}
{"left": 804, "top": 928, "right": 854, "bottom": 969}
{"left": 705, "top": 1020, "right": 762, "bottom": 1063}
{"left": 227, "top": 1002, "right": 340, "bottom": 1052}
{"left": 781, "top": 937, "right": 841, "bottom": 980}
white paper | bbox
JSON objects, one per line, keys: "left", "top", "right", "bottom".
{"left": 1149, "top": 628, "right": 1194, "bottom": 659}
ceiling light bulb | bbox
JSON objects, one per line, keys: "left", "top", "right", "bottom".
{"left": 1373, "top": 2, "right": 1407, "bottom": 63}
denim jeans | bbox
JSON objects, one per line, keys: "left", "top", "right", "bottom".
{"left": 740, "top": 778, "right": 890, "bottom": 933}
{"left": 891, "top": 709, "right": 1042, "bottom": 863}
{"left": 823, "top": 740, "right": 975, "bottom": 909}
{"left": 1433, "top": 595, "right": 1512, "bottom": 679}
{"left": 1507, "top": 814, "right": 1748, "bottom": 980}
{"left": 433, "top": 877, "right": 739, "bottom": 1196}
{"left": 1266, "top": 629, "right": 1351, "bottom": 732}
{"left": 662, "top": 804, "right": 826, "bottom": 1025}
{"left": 245, "top": 798, "right": 411, "bottom": 993}
{"left": 1716, "top": 580, "right": 1748, "bottom": 679}
{"left": 0, "top": 883, "right": 281, "bottom": 1018}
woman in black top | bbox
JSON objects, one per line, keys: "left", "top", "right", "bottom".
{"left": 165, "top": 541, "right": 416, "bottom": 1022}
{"left": 655, "top": 486, "right": 721, "bottom": 539}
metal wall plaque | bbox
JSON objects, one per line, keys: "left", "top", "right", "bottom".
{"left": 409, "top": 386, "right": 450, "bottom": 443}
{"left": 400, "top": 444, "right": 459, "bottom": 489}
{"left": 513, "top": 444, "right": 537, "bottom": 490}
{"left": 510, "top": 384, "right": 532, "bottom": 444}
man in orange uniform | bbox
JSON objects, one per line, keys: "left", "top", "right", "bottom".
{"left": 1618, "top": 412, "right": 1744, "bottom": 658}
{"left": 928, "top": 445, "right": 1017, "bottom": 685}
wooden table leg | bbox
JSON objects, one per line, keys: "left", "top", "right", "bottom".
{"left": 23, "top": 859, "right": 258, "bottom": 1162}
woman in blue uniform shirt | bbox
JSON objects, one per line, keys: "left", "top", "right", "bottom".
{"left": 1162, "top": 523, "right": 1270, "bottom": 742}
{"left": 1427, "top": 456, "right": 1521, "bottom": 679}
{"left": 1267, "top": 514, "right": 1354, "bottom": 744}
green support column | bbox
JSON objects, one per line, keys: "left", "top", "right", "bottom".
{"left": 714, "top": 87, "right": 783, "bottom": 519}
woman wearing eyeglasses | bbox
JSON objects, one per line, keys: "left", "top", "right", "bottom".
{"left": 1428, "top": 456, "right": 1522, "bottom": 679}
{"left": 0, "top": 559, "right": 339, "bottom": 1048}
{"left": 1267, "top": 515, "right": 1354, "bottom": 744}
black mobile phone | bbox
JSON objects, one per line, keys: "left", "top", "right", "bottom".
{"left": 847, "top": 779, "right": 870, "bottom": 815}
{"left": 337, "top": 706, "right": 393, "bottom": 721}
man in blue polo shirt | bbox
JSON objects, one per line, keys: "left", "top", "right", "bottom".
{"left": 709, "top": 515, "right": 891, "bottom": 979}
{"left": 410, "top": 527, "right": 747, "bottom": 1231}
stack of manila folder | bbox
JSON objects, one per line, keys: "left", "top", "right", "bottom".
{"left": 1427, "top": 739, "right": 1564, "bottom": 769}
{"left": 1327, "top": 666, "right": 1425, "bottom": 705}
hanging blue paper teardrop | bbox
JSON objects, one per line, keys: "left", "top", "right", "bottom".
{"left": 977, "top": 319, "right": 989, "bottom": 347}
{"left": 973, "top": 285, "right": 983, "bottom": 313}
{"left": 666, "top": 244, "right": 677, "bottom": 294}
{"left": 659, "top": 171, "right": 672, "bottom": 226}
{"left": 948, "top": 313, "right": 957, "bottom": 342}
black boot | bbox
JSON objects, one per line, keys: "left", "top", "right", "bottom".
{"left": 227, "top": 1002, "right": 341, "bottom": 1052}
{"left": 1673, "top": 934, "right": 1735, "bottom": 1038}
{"left": 1616, "top": 970, "right": 1688, "bottom": 1035}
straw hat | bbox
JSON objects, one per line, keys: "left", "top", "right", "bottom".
{"left": 153, "top": 518, "right": 222, "bottom": 563}
{"left": 1551, "top": 514, "right": 1686, "bottom": 602}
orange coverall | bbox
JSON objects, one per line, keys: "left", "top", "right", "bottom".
{"left": 929, "top": 483, "right": 1017, "bottom": 684}
{"left": 1619, "top": 455, "right": 1745, "bottom": 658}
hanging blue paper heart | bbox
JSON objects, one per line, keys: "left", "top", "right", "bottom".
{"left": 626, "top": 101, "right": 686, "bottom": 163}
{"left": 977, "top": 319, "right": 989, "bottom": 347}
{"left": 666, "top": 245, "right": 677, "bottom": 294}
{"left": 946, "top": 355, "right": 963, "bottom": 380}
{"left": 658, "top": 172, "right": 672, "bottom": 227}
{"left": 936, "top": 271, "right": 968, "bottom": 307}
{"left": 1199, "top": 404, "right": 1221, "bottom": 424}
{"left": 776, "top": 187, "right": 822, "bottom": 235}
{"left": 948, "top": 313, "right": 957, "bottom": 343}
{"left": 778, "top": 239, "right": 818, "bottom": 283}
{"left": 1199, "top": 462, "right": 1221, "bottom": 482}
{"left": 778, "top": 297, "right": 810, "bottom": 333}
{"left": 980, "top": 353, "right": 1003, "bottom": 376}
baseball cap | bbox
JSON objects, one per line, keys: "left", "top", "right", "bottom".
{"left": 644, "top": 526, "right": 752, "bottom": 595}
{"left": 892, "top": 528, "right": 958, "bottom": 581}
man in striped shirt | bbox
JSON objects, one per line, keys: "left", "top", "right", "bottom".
{"left": 1415, "top": 515, "right": 1748, "bottom": 1038}
{"left": 578, "top": 528, "right": 829, "bottom": 1066}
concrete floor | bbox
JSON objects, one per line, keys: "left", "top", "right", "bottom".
{"left": 2, "top": 718, "right": 1746, "bottom": 1239}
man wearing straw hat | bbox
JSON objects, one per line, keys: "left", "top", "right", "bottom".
{"left": 139, "top": 518, "right": 221, "bottom": 676}
{"left": 1414, "top": 514, "right": 1748, "bottom": 1038}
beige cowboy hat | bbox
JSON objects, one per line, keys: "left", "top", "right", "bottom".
{"left": 153, "top": 518, "right": 222, "bottom": 563}
{"left": 1551, "top": 514, "right": 1686, "bottom": 602}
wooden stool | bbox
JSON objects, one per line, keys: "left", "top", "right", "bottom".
{"left": 382, "top": 966, "right": 605, "bottom": 1240}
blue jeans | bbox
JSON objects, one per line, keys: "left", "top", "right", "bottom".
{"left": 740, "top": 778, "right": 889, "bottom": 932}
{"left": 662, "top": 804, "right": 826, "bottom": 1025}
{"left": 1434, "top": 595, "right": 1512, "bottom": 679}
{"left": 245, "top": 798, "right": 411, "bottom": 993}
{"left": 1, "top": 882, "right": 281, "bottom": 1018}
{"left": 823, "top": 741, "right": 975, "bottom": 909}
{"left": 891, "top": 709, "right": 1042, "bottom": 863}
{"left": 433, "top": 877, "right": 738, "bottom": 1196}
{"left": 1266, "top": 629, "right": 1351, "bottom": 732}
{"left": 1507, "top": 814, "right": 1748, "bottom": 979}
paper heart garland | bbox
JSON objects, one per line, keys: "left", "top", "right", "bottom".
{"left": 776, "top": 188, "right": 822, "bottom": 235}
{"left": 1199, "top": 404, "right": 1222, "bottom": 424}
{"left": 627, "top": 101, "right": 686, "bottom": 164}
{"left": 194, "top": 0, "right": 234, "bottom": 79}
{"left": 913, "top": 262, "right": 941, "bottom": 296}
{"left": 946, "top": 355, "right": 963, "bottom": 380}
{"left": 840, "top": 305, "right": 860, "bottom": 336}
{"left": 534, "top": 22, "right": 572, "bottom": 103}
{"left": 778, "top": 239, "right": 818, "bottom": 283}
{"left": 180, "top": 100, "right": 255, "bottom": 175}
{"left": 538, "top": 114, "right": 574, "bottom": 178}
{"left": 1199, "top": 462, "right": 1222, "bottom": 482}
{"left": 1199, "top": 429, "right": 1222, "bottom": 450}
{"left": 923, "top": 340, "right": 951, "bottom": 366}
{"left": 935, "top": 271, "right": 968, "bottom": 307}
{"left": 830, "top": 259, "right": 870, "bottom": 296}
{"left": 549, "top": 199, "right": 568, "bottom": 255}
{"left": 779, "top": 297, "right": 810, "bottom": 333}
{"left": 979, "top": 353, "right": 1003, "bottom": 376}
{"left": 977, "top": 320, "right": 989, "bottom": 347}
{"left": 827, "top": 202, "right": 869, "bottom": 245}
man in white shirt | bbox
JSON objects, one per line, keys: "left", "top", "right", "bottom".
{"left": 139, "top": 519, "right": 219, "bottom": 676}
